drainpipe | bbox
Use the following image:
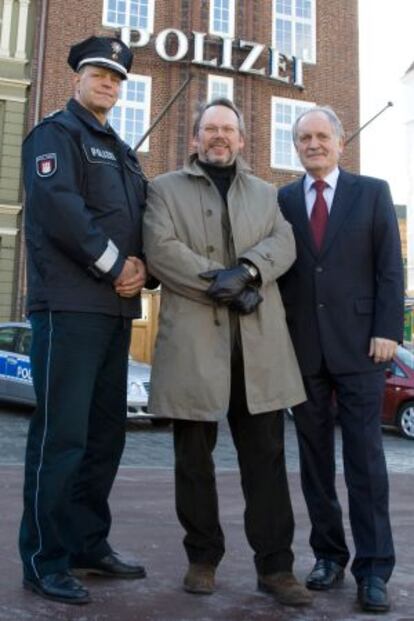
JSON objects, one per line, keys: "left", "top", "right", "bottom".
{"left": 33, "top": 0, "right": 48, "bottom": 125}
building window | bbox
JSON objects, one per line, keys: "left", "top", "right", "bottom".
{"left": 209, "top": 0, "right": 235, "bottom": 37}
{"left": 109, "top": 74, "right": 152, "bottom": 152}
{"left": 103, "top": 0, "right": 155, "bottom": 31}
{"left": 207, "top": 75, "right": 234, "bottom": 102}
{"left": 271, "top": 96, "right": 314, "bottom": 170}
{"left": 273, "top": 0, "right": 315, "bottom": 63}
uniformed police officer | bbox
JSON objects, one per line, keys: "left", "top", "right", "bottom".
{"left": 20, "top": 36, "right": 150, "bottom": 605}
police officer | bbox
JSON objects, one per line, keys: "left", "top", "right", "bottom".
{"left": 20, "top": 36, "right": 150, "bottom": 605}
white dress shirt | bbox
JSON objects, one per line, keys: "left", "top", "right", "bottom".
{"left": 304, "top": 167, "right": 340, "bottom": 219}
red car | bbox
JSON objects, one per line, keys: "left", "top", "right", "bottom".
{"left": 383, "top": 345, "right": 414, "bottom": 440}
{"left": 287, "top": 346, "right": 414, "bottom": 440}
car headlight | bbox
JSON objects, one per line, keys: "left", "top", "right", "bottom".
{"left": 127, "top": 381, "right": 147, "bottom": 400}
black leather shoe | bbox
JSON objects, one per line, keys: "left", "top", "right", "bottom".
{"left": 24, "top": 572, "right": 90, "bottom": 605}
{"left": 306, "top": 559, "right": 344, "bottom": 591}
{"left": 73, "top": 551, "right": 146, "bottom": 579}
{"left": 358, "top": 576, "right": 390, "bottom": 612}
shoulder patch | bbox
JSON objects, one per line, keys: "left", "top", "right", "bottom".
{"left": 36, "top": 153, "right": 57, "bottom": 178}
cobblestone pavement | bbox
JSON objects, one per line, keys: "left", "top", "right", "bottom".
{"left": 0, "top": 404, "right": 413, "bottom": 621}
{"left": 0, "top": 403, "right": 413, "bottom": 473}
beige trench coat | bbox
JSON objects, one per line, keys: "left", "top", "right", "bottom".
{"left": 143, "top": 156, "right": 305, "bottom": 421}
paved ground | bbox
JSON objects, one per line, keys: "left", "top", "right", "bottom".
{"left": 1, "top": 467, "right": 413, "bottom": 621}
{"left": 0, "top": 406, "right": 413, "bottom": 620}
{"left": 1, "top": 405, "right": 414, "bottom": 474}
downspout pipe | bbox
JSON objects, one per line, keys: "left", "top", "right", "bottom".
{"left": 33, "top": 0, "right": 48, "bottom": 126}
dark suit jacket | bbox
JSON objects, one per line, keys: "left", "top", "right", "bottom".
{"left": 278, "top": 169, "right": 404, "bottom": 376}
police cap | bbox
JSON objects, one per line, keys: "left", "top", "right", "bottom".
{"left": 68, "top": 36, "right": 132, "bottom": 80}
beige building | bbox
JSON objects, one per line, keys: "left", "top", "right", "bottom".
{"left": 402, "top": 62, "right": 414, "bottom": 296}
{"left": 0, "top": 0, "right": 36, "bottom": 320}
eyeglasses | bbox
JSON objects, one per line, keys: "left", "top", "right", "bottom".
{"left": 199, "top": 125, "right": 239, "bottom": 136}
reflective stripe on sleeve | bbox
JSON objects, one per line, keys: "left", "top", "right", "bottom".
{"left": 94, "top": 239, "right": 120, "bottom": 274}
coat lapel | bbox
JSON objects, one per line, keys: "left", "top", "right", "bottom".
{"left": 319, "top": 169, "right": 361, "bottom": 257}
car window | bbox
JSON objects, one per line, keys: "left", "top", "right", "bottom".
{"left": 0, "top": 328, "right": 17, "bottom": 353}
{"left": 389, "top": 360, "right": 407, "bottom": 379}
{"left": 396, "top": 346, "right": 414, "bottom": 371}
{"left": 17, "top": 330, "right": 32, "bottom": 356}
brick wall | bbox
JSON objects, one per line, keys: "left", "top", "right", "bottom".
{"left": 35, "top": 0, "right": 359, "bottom": 184}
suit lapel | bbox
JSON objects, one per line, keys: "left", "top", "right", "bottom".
{"left": 319, "top": 169, "right": 361, "bottom": 257}
{"left": 286, "top": 178, "right": 316, "bottom": 256}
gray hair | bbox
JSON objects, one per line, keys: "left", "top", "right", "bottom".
{"left": 192, "top": 97, "right": 246, "bottom": 137}
{"left": 292, "top": 106, "right": 345, "bottom": 144}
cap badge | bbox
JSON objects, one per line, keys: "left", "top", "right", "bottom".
{"left": 111, "top": 41, "right": 122, "bottom": 60}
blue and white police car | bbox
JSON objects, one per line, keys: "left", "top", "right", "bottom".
{"left": 0, "top": 321, "right": 165, "bottom": 424}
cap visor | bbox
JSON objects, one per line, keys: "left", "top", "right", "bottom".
{"left": 77, "top": 57, "right": 128, "bottom": 79}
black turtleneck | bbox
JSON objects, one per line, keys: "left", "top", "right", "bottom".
{"left": 198, "top": 160, "right": 236, "bottom": 204}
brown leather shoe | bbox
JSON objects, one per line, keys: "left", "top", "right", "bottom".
{"left": 258, "top": 571, "right": 313, "bottom": 606}
{"left": 183, "top": 563, "right": 216, "bottom": 595}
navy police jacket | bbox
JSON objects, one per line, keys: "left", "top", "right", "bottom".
{"left": 23, "top": 98, "right": 147, "bottom": 318}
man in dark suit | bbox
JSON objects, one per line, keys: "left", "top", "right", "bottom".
{"left": 278, "top": 106, "right": 404, "bottom": 613}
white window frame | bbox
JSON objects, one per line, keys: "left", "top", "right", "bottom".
{"left": 207, "top": 74, "right": 234, "bottom": 102}
{"left": 209, "top": 0, "right": 235, "bottom": 38}
{"left": 272, "top": 0, "right": 316, "bottom": 63}
{"left": 102, "top": 0, "right": 155, "bottom": 32}
{"left": 109, "top": 74, "right": 152, "bottom": 152}
{"left": 271, "top": 96, "right": 314, "bottom": 170}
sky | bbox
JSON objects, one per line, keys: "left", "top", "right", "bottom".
{"left": 359, "top": 0, "right": 414, "bottom": 204}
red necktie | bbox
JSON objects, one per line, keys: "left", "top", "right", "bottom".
{"left": 310, "top": 179, "right": 328, "bottom": 251}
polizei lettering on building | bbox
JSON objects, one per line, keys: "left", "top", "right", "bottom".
{"left": 122, "top": 27, "right": 304, "bottom": 89}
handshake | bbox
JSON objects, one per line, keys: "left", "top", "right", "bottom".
{"left": 199, "top": 263, "right": 263, "bottom": 315}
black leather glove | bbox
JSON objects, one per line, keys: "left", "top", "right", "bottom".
{"left": 199, "top": 264, "right": 254, "bottom": 303}
{"left": 229, "top": 285, "right": 263, "bottom": 315}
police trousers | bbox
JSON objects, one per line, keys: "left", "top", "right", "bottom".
{"left": 19, "top": 311, "right": 131, "bottom": 580}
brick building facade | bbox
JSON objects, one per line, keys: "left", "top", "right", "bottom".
{"left": 31, "top": 0, "right": 360, "bottom": 181}
{"left": 12, "top": 0, "right": 360, "bottom": 323}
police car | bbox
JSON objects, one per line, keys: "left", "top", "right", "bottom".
{"left": 0, "top": 321, "right": 166, "bottom": 425}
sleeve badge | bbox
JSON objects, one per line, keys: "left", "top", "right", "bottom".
{"left": 36, "top": 153, "right": 57, "bottom": 178}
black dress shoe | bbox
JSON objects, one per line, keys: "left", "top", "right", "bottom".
{"left": 358, "top": 576, "right": 390, "bottom": 612}
{"left": 73, "top": 551, "right": 146, "bottom": 579}
{"left": 306, "top": 559, "right": 344, "bottom": 591}
{"left": 24, "top": 571, "right": 90, "bottom": 605}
